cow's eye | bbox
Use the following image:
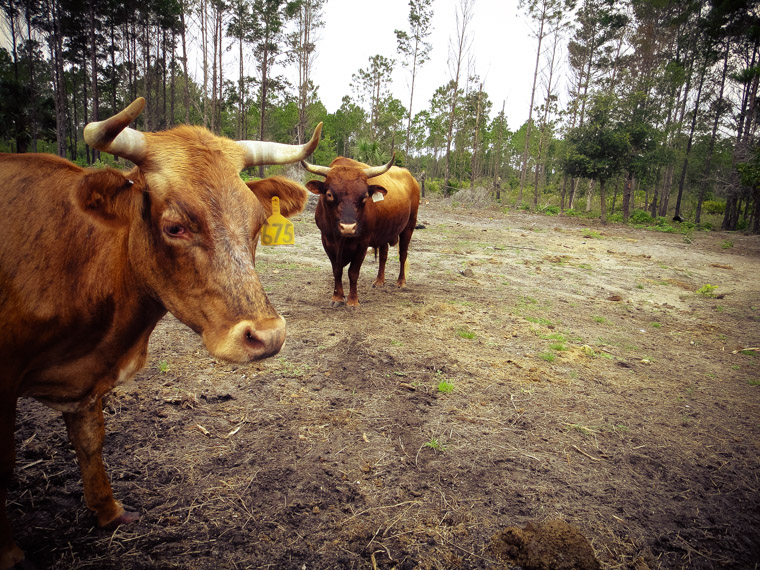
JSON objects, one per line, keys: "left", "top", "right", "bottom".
{"left": 164, "top": 223, "right": 186, "bottom": 238}
{"left": 325, "top": 190, "right": 335, "bottom": 202}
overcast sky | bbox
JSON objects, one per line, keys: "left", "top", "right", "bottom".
{"left": 308, "top": 0, "right": 540, "bottom": 130}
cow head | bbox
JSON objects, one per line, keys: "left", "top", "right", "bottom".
{"left": 302, "top": 157, "right": 394, "bottom": 237}
{"left": 81, "top": 98, "right": 321, "bottom": 362}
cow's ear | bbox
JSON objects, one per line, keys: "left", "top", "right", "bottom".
{"left": 76, "top": 168, "right": 141, "bottom": 227}
{"left": 246, "top": 176, "right": 308, "bottom": 218}
{"left": 305, "top": 180, "right": 326, "bottom": 195}
{"left": 368, "top": 185, "right": 388, "bottom": 198}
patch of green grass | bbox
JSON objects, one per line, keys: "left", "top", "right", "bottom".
{"left": 593, "top": 316, "right": 608, "bottom": 324}
{"left": 158, "top": 360, "right": 169, "bottom": 373}
{"left": 456, "top": 328, "right": 476, "bottom": 339}
{"left": 276, "top": 359, "right": 310, "bottom": 378}
{"left": 526, "top": 316, "right": 554, "bottom": 327}
{"left": 549, "top": 342, "right": 568, "bottom": 351}
{"left": 721, "top": 240, "right": 734, "bottom": 249}
{"left": 748, "top": 379, "right": 760, "bottom": 386}
{"left": 739, "top": 349, "right": 757, "bottom": 357}
{"left": 650, "top": 322, "right": 662, "bottom": 328}
{"left": 541, "top": 332, "right": 566, "bottom": 341}
{"left": 390, "top": 339, "right": 403, "bottom": 347}
{"left": 539, "top": 351, "right": 556, "bottom": 362}
{"left": 424, "top": 438, "right": 446, "bottom": 452}
{"left": 567, "top": 423, "right": 595, "bottom": 436}
{"left": 437, "top": 380, "right": 455, "bottom": 394}
{"left": 582, "top": 229, "right": 603, "bottom": 239}
{"left": 696, "top": 284, "right": 718, "bottom": 297}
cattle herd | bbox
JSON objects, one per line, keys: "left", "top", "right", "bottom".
{"left": 0, "top": 98, "right": 421, "bottom": 569}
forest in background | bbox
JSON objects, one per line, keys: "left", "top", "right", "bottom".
{"left": 0, "top": 0, "right": 758, "bottom": 232}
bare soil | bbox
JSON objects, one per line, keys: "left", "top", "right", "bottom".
{"left": 11, "top": 196, "right": 760, "bottom": 569}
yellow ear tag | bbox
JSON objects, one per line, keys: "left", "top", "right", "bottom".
{"left": 261, "top": 196, "right": 295, "bottom": 246}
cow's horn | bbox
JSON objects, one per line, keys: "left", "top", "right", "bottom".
{"left": 84, "top": 97, "right": 148, "bottom": 164}
{"left": 363, "top": 154, "right": 395, "bottom": 179}
{"left": 300, "top": 159, "right": 331, "bottom": 177}
{"left": 238, "top": 122, "right": 323, "bottom": 168}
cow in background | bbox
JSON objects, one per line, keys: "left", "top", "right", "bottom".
{"left": 302, "top": 156, "right": 421, "bottom": 308}
{"left": 0, "top": 98, "right": 321, "bottom": 569}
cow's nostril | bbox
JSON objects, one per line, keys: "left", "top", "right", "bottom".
{"left": 244, "top": 328, "right": 264, "bottom": 350}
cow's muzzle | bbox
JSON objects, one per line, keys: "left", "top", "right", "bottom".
{"left": 338, "top": 222, "right": 358, "bottom": 236}
{"left": 204, "top": 316, "right": 286, "bottom": 362}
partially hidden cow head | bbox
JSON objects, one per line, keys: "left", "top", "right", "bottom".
{"left": 301, "top": 157, "right": 394, "bottom": 237}
{"left": 80, "top": 97, "right": 321, "bottom": 362}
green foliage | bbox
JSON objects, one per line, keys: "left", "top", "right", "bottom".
{"left": 630, "top": 209, "right": 653, "bottom": 224}
{"left": 696, "top": 284, "right": 718, "bottom": 297}
{"left": 424, "top": 438, "right": 446, "bottom": 452}
{"left": 437, "top": 380, "right": 455, "bottom": 393}
{"left": 702, "top": 200, "right": 725, "bottom": 215}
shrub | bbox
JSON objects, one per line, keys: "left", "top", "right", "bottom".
{"left": 608, "top": 213, "right": 623, "bottom": 223}
{"left": 630, "top": 209, "right": 653, "bottom": 224}
{"left": 702, "top": 200, "right": 725, "bottom": 215}
{"left": 426, "top": 179, "right": 441, "bottom": 194}
{"left": 542, "top": 205, "right": 560, "bottom": 216}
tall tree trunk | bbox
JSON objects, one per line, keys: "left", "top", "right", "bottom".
{"left": 622, "top": 171, "right": 634, "bottom": 222}
{"left": 89, "top": 3, "right": 101, "bottom": 161}
{"left": 47, "top": 0, "right": 67, "bottom": 157}
{"left": 201, "top": 0, "right": 209, "bottom": 128}
{"left": 238, "top": 32, "right": 244, "bottom": 140}
{"left": 180, "top": 4, "right": 190, "bottom": 123}
{"left": 258, "top": 36, "right": 270, "bottom": 178}
{"left": 696, "top": 40, "right": 729, "bottom": 225}
{"left": 211, "top": 3, "right": 218, "bottom": 133}
{"left": 444, "top": 0, "right": 473, "bottom": 194}
{"left": 674, "top": 57, "right": 707, "bottom": 219}
{"left": 170, "top": 29, "right": 176, "bottom": 127}
{"left": 470, "top": 82, "right": 483, "bottom": 189}
{"left": 519, "top": 3, "right": 545, "bottom": 205}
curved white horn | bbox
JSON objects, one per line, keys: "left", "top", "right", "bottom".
{"left": 84, "top": 98, "right": 148, "bottom": 164}
{"left": 300, "top": 159, "right": 331, "bottom": 177}
{"left": 238, "top": 122, "right": 323, "bottom": 167}
{"left": 363, "top": 154, "right": 395, "bottom": 179}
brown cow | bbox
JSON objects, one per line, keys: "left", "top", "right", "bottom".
{"left": 0, "top": 98, "right": 321, "bottom": 569}
{"left": 302, "top": 156, "right": 420, "bottom": 308}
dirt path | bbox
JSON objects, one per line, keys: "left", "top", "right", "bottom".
{"left": 13, "top": 197, "right": 760, "bottom": 569}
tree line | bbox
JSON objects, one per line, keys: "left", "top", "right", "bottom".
{"left": 1, "top": 0, "right": 758, "bottom": 232}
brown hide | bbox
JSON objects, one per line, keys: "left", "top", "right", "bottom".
{"left": 0, "top": 109, "right": 312, "bottom": 569}
{"left": 306, "top": 157, "right": 420, "bottom": 307}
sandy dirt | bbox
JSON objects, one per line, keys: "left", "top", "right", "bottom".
{"left": 11, "top": 195, "right": 760, "bottom": 569}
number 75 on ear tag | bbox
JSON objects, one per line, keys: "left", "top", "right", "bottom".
{"left": 261, "top": 196, "right": 295, "bottom": 245}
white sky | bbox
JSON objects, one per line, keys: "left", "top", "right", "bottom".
{"left": 309, "top": 0, "right": 540, "bottom": 130}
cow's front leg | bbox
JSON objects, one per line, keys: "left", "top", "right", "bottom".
{"left": 330, "top": 261, "right": 346, "bottom": 307}
{"left": 372, "top": 244, "right": 389, "bottom": 288}
{"left": 346, "top": 248, "right": 369, "bottom": 308}
{"left": 62, "top": 399, "right": 139, "bottom": 529}
{"left": 0, "top": 397, "right": 24, "bottom": 570}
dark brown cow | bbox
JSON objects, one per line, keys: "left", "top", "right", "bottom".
{"left": 302, "top": 156, "right": 420, "bottom": 307}
{"left": 0, "top": 98, "right": 321, "bottom": 569}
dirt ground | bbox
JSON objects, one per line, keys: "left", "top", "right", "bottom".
{"left": 11, "top": 195, "right": 760, "bottom": 569}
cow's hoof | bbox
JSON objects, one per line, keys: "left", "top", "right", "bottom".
{"left": 102, "top": 509, "right": 140, "bottom": 530}
{"left": 330, "top": 300, "right": 345, "bottom": 308}
{"left": 10, "top": 558, "right": 36, "bottom": 570}
{"left": 372, "top": 280, "right": 385, "bottom": 288}
{"left": 0, "top": 545, "right": 26, "bottom": 570}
